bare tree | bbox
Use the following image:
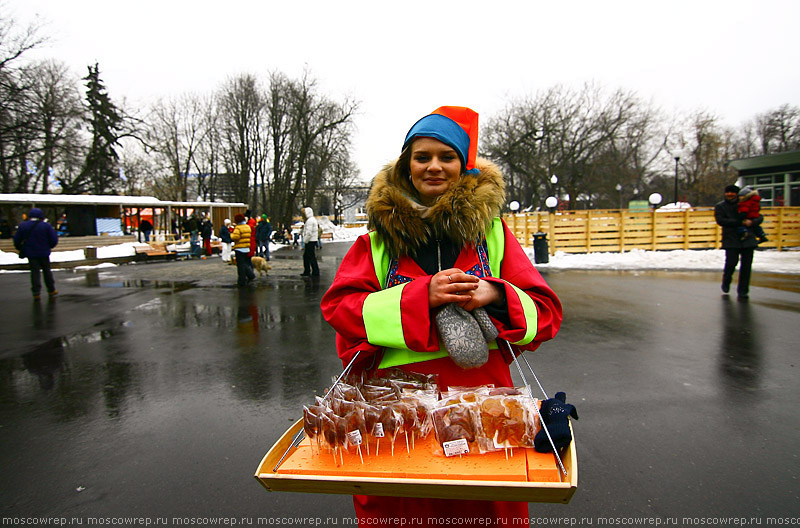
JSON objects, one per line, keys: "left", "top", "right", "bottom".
{"left": 0, "top": 3, "right": 45, "bottom": 72}
{"left": 118, "top": 145, "right": 159, "bottom": 197}
{"left": 147, "top": 93, "right": 208, "bottom": 201}
{"left": 192, "top": 94, "right": 222, "bottom": 201}
{"left": 483, "top": 97, "right": 547, "bottom": 209}
{"left": 483, "top": 83, "right": 666, "bottom": 210}
{"left": 0, "top": 5, "right": 46, "bottom": 192}
{"left": 22, "top": 59, "right": 84, "bottom": 193}
{"left": 265, "top": 70, "right": 357, "bottom": 227}
{"left": 757, "top": 104, "right": 800, "bottom": 154}
{"left": 676, "top": 111, "right": 737, "bottom": 206}
{"left": 217, "top": 74, "right": 265, "bottom": 206}
{"left": 265, "top": 71, "right": 297, "bottom": 225}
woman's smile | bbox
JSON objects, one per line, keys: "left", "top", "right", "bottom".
{"left": 409, "top": 137, "right": 462, "bottom": 205}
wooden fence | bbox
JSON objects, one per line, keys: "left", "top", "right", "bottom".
{"left": 503, "top": 207, "right": 800, "bottom": 254}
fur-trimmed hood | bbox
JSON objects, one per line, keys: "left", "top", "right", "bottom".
{"left": 738, "top": 187, "right": 759, "bottom": 201}
{"left": 366, "top": 157, "right": 506, "bottom": 257}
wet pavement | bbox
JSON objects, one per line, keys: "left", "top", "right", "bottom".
{"left": 1, "top": 242, "right": 799, "bottom": 523}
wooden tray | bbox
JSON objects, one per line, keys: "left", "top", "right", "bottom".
{"left": 254, "top": 419, "right": 577, "bottom": 503}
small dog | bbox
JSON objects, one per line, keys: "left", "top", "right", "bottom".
{"left": 251, "top": 256, "right": 272, "bottom": 277}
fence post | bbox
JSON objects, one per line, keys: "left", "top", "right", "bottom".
{"left": 510, "top": 212, "right": 517, "bottom": 243}
{"left": 585, "top": 210, "right": 592, "bottom": 253}
{"left": 651, "top": 210, "right": 658, "bottom": 250}
{"left": 548, "top": 211, "right": 556, "bottom": 254}
{"left": 683, "top": 210, "right": 690, "bottom": 250}
{"left": 523, "top": 214, "right": 530, "bottom": 249}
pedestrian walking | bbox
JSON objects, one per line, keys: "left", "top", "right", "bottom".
{"left": 200, "top": 214, "right": 213, "bottom": 257}
{"left": 219, "top": 218, "right": 233, "bottom": 262}
{"left": 230, "top": 214, "right": 255, "bottom": 287}
{"left": 715, "top": 184, "right": 764, "bottom": 299}
{"left": 13, "top": 208, "right": 59, "bottom": 301}
{"left": 246, "top": 210, "right": 257, "bottom": 258}
{"left": 183, "top": 214, "right": 200, "bottom": 256}
{"left": 256, "top": 214, "right": 272, "bottom": 260}
{"left": 320, "top": 106, "right": 563, "bottom": 525}
{"left": 300, "top": 206, "right": 319, "bottom": 276}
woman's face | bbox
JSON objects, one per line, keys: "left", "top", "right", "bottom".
{"left": 408, "top": 137, "right": 462, "bottom": 205}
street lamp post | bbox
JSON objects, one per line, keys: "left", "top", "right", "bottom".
{"left": 673, "top": 156, "right": 680, "bottom": 205}
{"left": 508, "top": 200, "right": 520, "bottom": 233}
{"left": 548, "top": 175, "right": 559, "bottom": 212}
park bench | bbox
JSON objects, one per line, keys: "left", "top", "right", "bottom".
{"left": 134, "top": 242, "right": 176, "bottom": 261}
{"left": 0, "top": 235, "right": 137, "bottom": 255}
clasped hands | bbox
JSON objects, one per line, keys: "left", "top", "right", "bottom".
{"left": 428, "top": 268, "right": 502, "bottom": 311}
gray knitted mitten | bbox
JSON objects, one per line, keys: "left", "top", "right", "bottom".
{"left": 472, "top": 307, "right": 499, "bottom": 342}
{"left": 435, "top": 303, "right": 490, "bottom": 369}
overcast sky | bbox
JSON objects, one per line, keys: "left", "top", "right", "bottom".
{"left": 9, "top": 0, "right": 800, "bottom": 182}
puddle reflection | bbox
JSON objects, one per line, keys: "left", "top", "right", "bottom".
{"left": 22, "top": 337, "right": 65, "bottom": 390}
{"left": 31, "top": 296, "right": 58, "bottom": 331}
{"left": 718, "top": 297, "right": 762, "bottom": 396}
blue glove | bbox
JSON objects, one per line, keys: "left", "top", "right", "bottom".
{"left": 534, "top": 391, "right": 578, "bottom": 453}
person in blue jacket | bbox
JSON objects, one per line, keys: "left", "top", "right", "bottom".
{"left": 13, "top": 208, "right": 59, "bottom": 300}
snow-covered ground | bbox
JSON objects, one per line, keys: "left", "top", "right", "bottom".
{"left": 2, "top": 225, "right": 799, "bottom": 274}
{"left": 529, "top": 247, "right": 800, "bottom": 274}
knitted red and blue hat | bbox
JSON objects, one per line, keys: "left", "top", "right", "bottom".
{"left": 402, "top": 106, "right": 480, "bottom": 175}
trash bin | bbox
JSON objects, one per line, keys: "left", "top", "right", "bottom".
{"left": 532, "top": 233, "right": 549, "bottom": 264}
{"left": 84, "top": 246, "right": 97, "bottom": 260}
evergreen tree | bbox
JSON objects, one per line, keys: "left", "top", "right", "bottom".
{"left": 80, "top": 62, "right": 122, "bottom": 194}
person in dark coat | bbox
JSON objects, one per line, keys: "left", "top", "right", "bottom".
{"left": 0, "top": 218, "right": 11, "bottom": 239}
{"left": 13, "top": 208, "right": 59, "bottom": 300}
{"left": 219, "top": 218, "right": 233, "bottom": 262}
{"left": 139, "top": 219, "right": 153, "bottom": 243}
{"left": 200, "top": 214, "right": 213, "bottom": 256}
{"left": 255, "top": 214, "right": 272, "bottom": 260}
{"left": 183, "top": 214, "right": 200, "bottom": 256}
{"left": 714, "top": 184, "right": 763, "bottom": 300}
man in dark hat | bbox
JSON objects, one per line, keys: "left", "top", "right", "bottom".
{"left": 13, "top": 208, "right": 59, "bottom": 300}
{"left": 714, "top": 184, "right": 763, "bottom": 299}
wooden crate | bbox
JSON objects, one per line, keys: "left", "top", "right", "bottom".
{"left": 254, "top": 419, "right": 577, "bottom": 504}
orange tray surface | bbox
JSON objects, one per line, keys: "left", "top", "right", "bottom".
{"left": 255, "top": 419, "right": 577, "bottom": 503}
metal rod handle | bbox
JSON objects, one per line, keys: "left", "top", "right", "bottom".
{"left": 273, "top": 351, "right": 362, "bottom": 472}
{"left": 503, "top": 340, "right": 567, "bottom": 476}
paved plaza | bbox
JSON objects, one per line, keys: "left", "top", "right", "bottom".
{"left": 2, "top": 242, "right": 799, "bottom": 523}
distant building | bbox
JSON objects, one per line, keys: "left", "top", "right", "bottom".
{"left": 727, "top": 150, "right": 800, "bottom": 207}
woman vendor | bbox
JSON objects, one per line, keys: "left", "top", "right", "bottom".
{"left": 321, "top": 106, "right": 563, "bottom": 525}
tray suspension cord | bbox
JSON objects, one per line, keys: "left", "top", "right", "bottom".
{"left": 273, "top": 351, "right": 362, "bottom": 472}
{"left": 502, "top": 340, "right": 568, "bottom": 477}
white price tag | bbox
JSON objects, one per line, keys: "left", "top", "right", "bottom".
{"left": 346, "top": 430, "right": 363, "bottom": 446}
{"left": 373, "top": 423, "right": 385, "bottom": 438}
{"left": 442, "top": 438, "right": 470, "bottom": 457}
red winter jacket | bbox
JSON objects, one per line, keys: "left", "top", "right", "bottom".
{"left": 320, "top": 157, "right": 563, "bottom": 525}
{"left": 320, "top": 221, "right": 562, "bottom": 389}
{"left": 738, "top": 192, "right": 761, "bottom": 220}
